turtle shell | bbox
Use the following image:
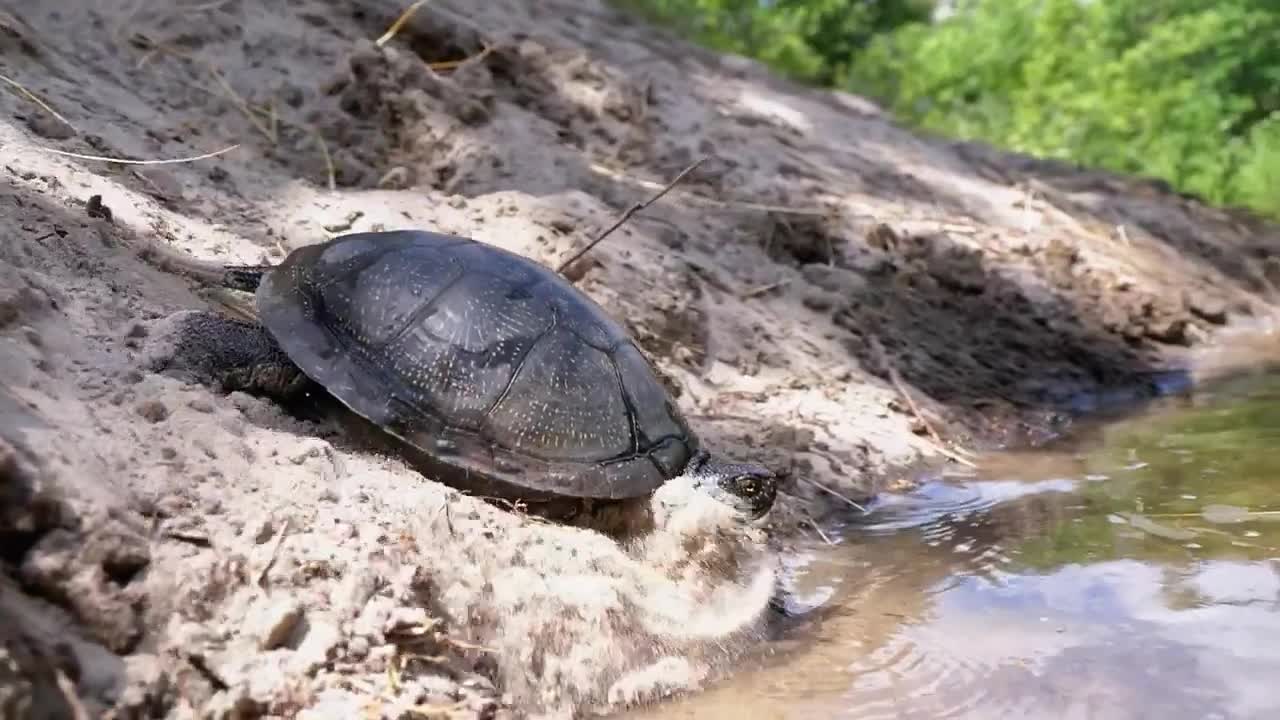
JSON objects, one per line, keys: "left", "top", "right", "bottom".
{"left": 254, "top": 229, "right": 699, "bottom": 499}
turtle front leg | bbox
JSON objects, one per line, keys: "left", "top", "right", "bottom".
{"left": 141, "top": 309, "right": 311, "bottom": 404}
{"left": 218, "top": 357, "right": 311, "bottom": 401}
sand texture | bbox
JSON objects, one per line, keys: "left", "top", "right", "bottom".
{"left": 2, "top": 0, "right": 1280, "bottom": 717}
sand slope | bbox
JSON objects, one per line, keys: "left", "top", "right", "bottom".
{"left": 2, "top": 0, "right": 1279, "bottom": 717}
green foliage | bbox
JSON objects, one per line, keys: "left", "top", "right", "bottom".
{"left": 851, "top": 0, "right": 1280, "bottom": 217}
{"left": 613, "top": 0, "right": 932, "bottom": 85}
{"left": 616, "top": 0, "right": 1280, "bottom": 219}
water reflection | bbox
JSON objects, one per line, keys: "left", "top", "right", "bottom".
{"left": 632, "top": 372, "right": 1280, "bottom": 720}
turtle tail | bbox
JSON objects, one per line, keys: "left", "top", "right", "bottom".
{"left": 222, "top": 265, "right": 268, "bottom": 292}
{"left": 132, "top": 233, "right": 273, "bottom": 292}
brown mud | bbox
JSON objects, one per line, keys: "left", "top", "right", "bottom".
{"left": 1, "top": 0, "right": 1279, "bottom": 718}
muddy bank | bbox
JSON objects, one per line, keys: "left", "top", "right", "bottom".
{"left": 2, "top": 0, "right": 1279, "bottom": 717}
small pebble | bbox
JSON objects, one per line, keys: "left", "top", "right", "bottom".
{"left": 135, "top": 399, "right": 169, "bottom": 423}
{"left": 288, "top": 440, "right": 330, "bottom": 465}
{"left": 248, "top": 596, "right": 304, "bottom": 650}
{"left": 245, "top": 516, "right": 275, "bottom": 544}
{"left": 292, "top": 621, "right": 341, "bottom": 673}
{"left": 346, "top": 635, "right": 370, "bottom": 659}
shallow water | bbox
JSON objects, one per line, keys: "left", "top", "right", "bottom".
{"left": 636, "top": 369, "right": 1280, "bottom": 720}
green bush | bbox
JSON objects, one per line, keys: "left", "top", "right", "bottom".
{"left": 613, "top": 0, "right": 932, "bottom": 85}
{"left": 851, "top": 0, "right": 1280, "bottom": 216}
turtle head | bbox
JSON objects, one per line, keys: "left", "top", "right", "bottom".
{"left": 687, "top": 453, "right": 779, "bottom": 522}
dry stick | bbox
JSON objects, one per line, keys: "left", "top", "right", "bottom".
{"left": 556, "top": 157, "right": 707, "bottom": 275}
{"left": 869, "top": 337, "right": 978, "bottom": 468}
{"left": 0, "top": 73, "right": 77, "bottom": 132}
{"left": 377, "top": 0, "right": 432, "bottom": 47}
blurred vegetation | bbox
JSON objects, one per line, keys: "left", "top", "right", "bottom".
{"left": 614, "top": 0, "right": 1280, "bottom": 218}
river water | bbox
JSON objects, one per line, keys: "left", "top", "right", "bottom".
{"left": 637, "top": 369, "right": 1280, "bottom": 720}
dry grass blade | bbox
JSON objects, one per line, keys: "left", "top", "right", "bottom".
{"left": 55, "top": 670, "right": 90, "bottom": 720}
{"left": 128, "top": 34, "right": 338, "bottom": 187}
{"left": 406, "top": 701, "right": 468, "bottom": 719}
{"left": 0, "top": 73, "right": 77, "bottom": 133}
{"left": 131, "top": 34, "right": 276, "bottom": 143}
{"left": 388, "top": 648, "right": 404, "bottom": 691}
{"left": 557, "top": 157, "right": 708, "bottom": 274}
{"left": 740, "top": 278, "right": 790, "bottom": 298}
{"left": 205, "top": 63, "right": 275, "bottom": 142}
{"left": 298, "top": 124, "right": 337, "bottom": 191}
{"left": 377, "top": 0, "right": 432, "bottom": 47}
{"left": 240, "top": 103, "right": 334, "bottom": 189}
{"left": 27, "top": 143, "right": 240, "bottom": 165}
{"left": 428, "top": 44, "right": 496, "bottom": 72}
{"left": 445, "top": 637, "right": 497, "bottom": 653}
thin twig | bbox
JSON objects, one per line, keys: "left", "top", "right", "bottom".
{"left": 256, "top": 517, "right": 290, "bottom": 587}
{"left": 187, "top": 654, "right": 230, "bottom": 691}
{"left": 870, "top": 337, "right": 978, "bottom": 468}
{"left": 740, "top": 278, "right": 790, "bottom": 298}
{"left": 556, "top": 157, "right": 707, "bottom": 274}
{"left": 184, "top": 0, "right": 235, "bottom": 12}
{"left": 796, "top": 476, "right": 867, "bottom": 513}
{"left": 300, "top": 124, "right": 337, "bottom": 191}
{"left": 587, "top": 162, "right": 830, "bottom": 216}
{"left": 802, "top": 513, "right": 835, "bottom": 545}
{"left": 445, "top": 637, "right": 498, "bottom": 653}
{"left": 55, "top": 670, "right": 90, "bottom": 720}
{"left": 914, "top": 426, "right": 977, "bottom": 467}
{"left": 377, "top": 0, "right": 432, "bottom": 47}
{"left": 25, "top": 143, "right": 240, "bottom": 165}
{"left": 0, "top": 73, "right": 77, "bottom": 133}
{"left": 206, "top": 64, "right": 276, "bottom": 142}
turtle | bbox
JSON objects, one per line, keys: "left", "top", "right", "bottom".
{"left": 146, "top": 228, "right": 778, "bottom": 522}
